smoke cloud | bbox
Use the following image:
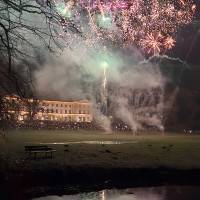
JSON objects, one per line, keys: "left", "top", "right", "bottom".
{"left": 34, "top": 45, "right": 184, "bottom": 132}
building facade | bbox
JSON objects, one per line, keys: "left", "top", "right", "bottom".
{"left": 37, "top": 99, "right": 93, "bottom": 122}
{"left": 4, "top": 95, "right": 93, "bottom": 122}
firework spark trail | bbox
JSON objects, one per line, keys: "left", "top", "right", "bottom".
{"left": 103, "top": 65, "right": 107, "bottom": 91}
{"left": 100, "top": 57, "right": 108, "bottom": 115}
{"left": 52, "top": 0, "right": 196, "bottom": 55}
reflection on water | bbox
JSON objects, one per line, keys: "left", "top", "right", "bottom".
{"left": 33, "top": 186, "right": 200, "bottom": 200}
{"left": 38, "top": 141, "right": 136, "bottom": 145}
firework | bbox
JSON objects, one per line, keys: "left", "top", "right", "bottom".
{"left": 53, "top": 0, "right": 196, "bottom": 54}
{"left": 164, "top": 36, "right": 176, "bottom": 50}
{"left": 140, "top": 32, "right": 163, "bottom": 55}
{"left": 79, "top": 0, "right": 128, "bottom": 11}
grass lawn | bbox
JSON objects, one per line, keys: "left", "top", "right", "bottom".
{"left": 1, "top": 129, "right": 200, "bottom": 171}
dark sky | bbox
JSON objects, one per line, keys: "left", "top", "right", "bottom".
{"left": 171, "top": 23, "right": 200, "bottom": 65}
{"left": 170, "top": 0, "right": 200, "bottom": 65}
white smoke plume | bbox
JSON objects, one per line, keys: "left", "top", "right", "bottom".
{"left": 115, "top": 97, "right": 141, "bottom": 133}
{"left": 34, "top": 46, "right": 180, "bottom": 132}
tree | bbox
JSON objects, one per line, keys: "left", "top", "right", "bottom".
{"left": 0, "top": 0, "right": 65, "bottom": 126}
{"left": 0, "top": 95, "right": 23, "bottom": 128}
{"left": 23, "top": 98, "right": 41, "bottom": 122}
{"left": 0, "top": 0, "right": 80, "bottom": 97}
{"left": 1, "top": 1, "right": 57, "bottom": 69}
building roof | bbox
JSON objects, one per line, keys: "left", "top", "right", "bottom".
{"left": 5, "top": 94, "right": 91, "bottom": 104}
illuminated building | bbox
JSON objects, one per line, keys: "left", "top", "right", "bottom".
{"left": 4, "top": 95, "right": 93, "bottom": 122}
{"left": 37, "top": 99, "right": 93, "bottom": 122}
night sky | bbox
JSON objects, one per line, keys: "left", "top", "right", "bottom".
{"left": 170, "top": 0, "right": 200, "bottom": 65}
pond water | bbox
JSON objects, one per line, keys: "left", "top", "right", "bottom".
{"left": 32, "top": 185, "right": 200, "bottom": 200}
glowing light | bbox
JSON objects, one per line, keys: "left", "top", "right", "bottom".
{"left": 192, "top": 4, "right": 196, "bottom": 12}
{"left": 54, "top": 1, "right": 72, "bottom": 18}
{"left": 101, "top": 61, "right": 109, "bottom": 69}
{"left": 98, "top": 14, "right": 112, "bottom": 29}
{"left": 100, "top": 60, "right": 108, "bottom": 95}
{"left": 101, "top": 190, "right": 106, "bottom": 200}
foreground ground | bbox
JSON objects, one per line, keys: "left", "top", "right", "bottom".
{"left": 1, "top": 129, "right": 200, "bottom": 199}
{"left": 1, "top": 129, "right": 200, "bottom": 169}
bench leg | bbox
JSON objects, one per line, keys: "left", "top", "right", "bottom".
{"left": 45, "top": 152, "right": 51, "bottom": 159}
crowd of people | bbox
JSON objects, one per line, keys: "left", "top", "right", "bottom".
{"left": 0, "top": 118, "right": 135, "bottom": 132}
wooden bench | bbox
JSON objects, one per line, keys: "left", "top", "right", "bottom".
{"left": 24, "top": 145, "right": 56, "bottom": 159}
